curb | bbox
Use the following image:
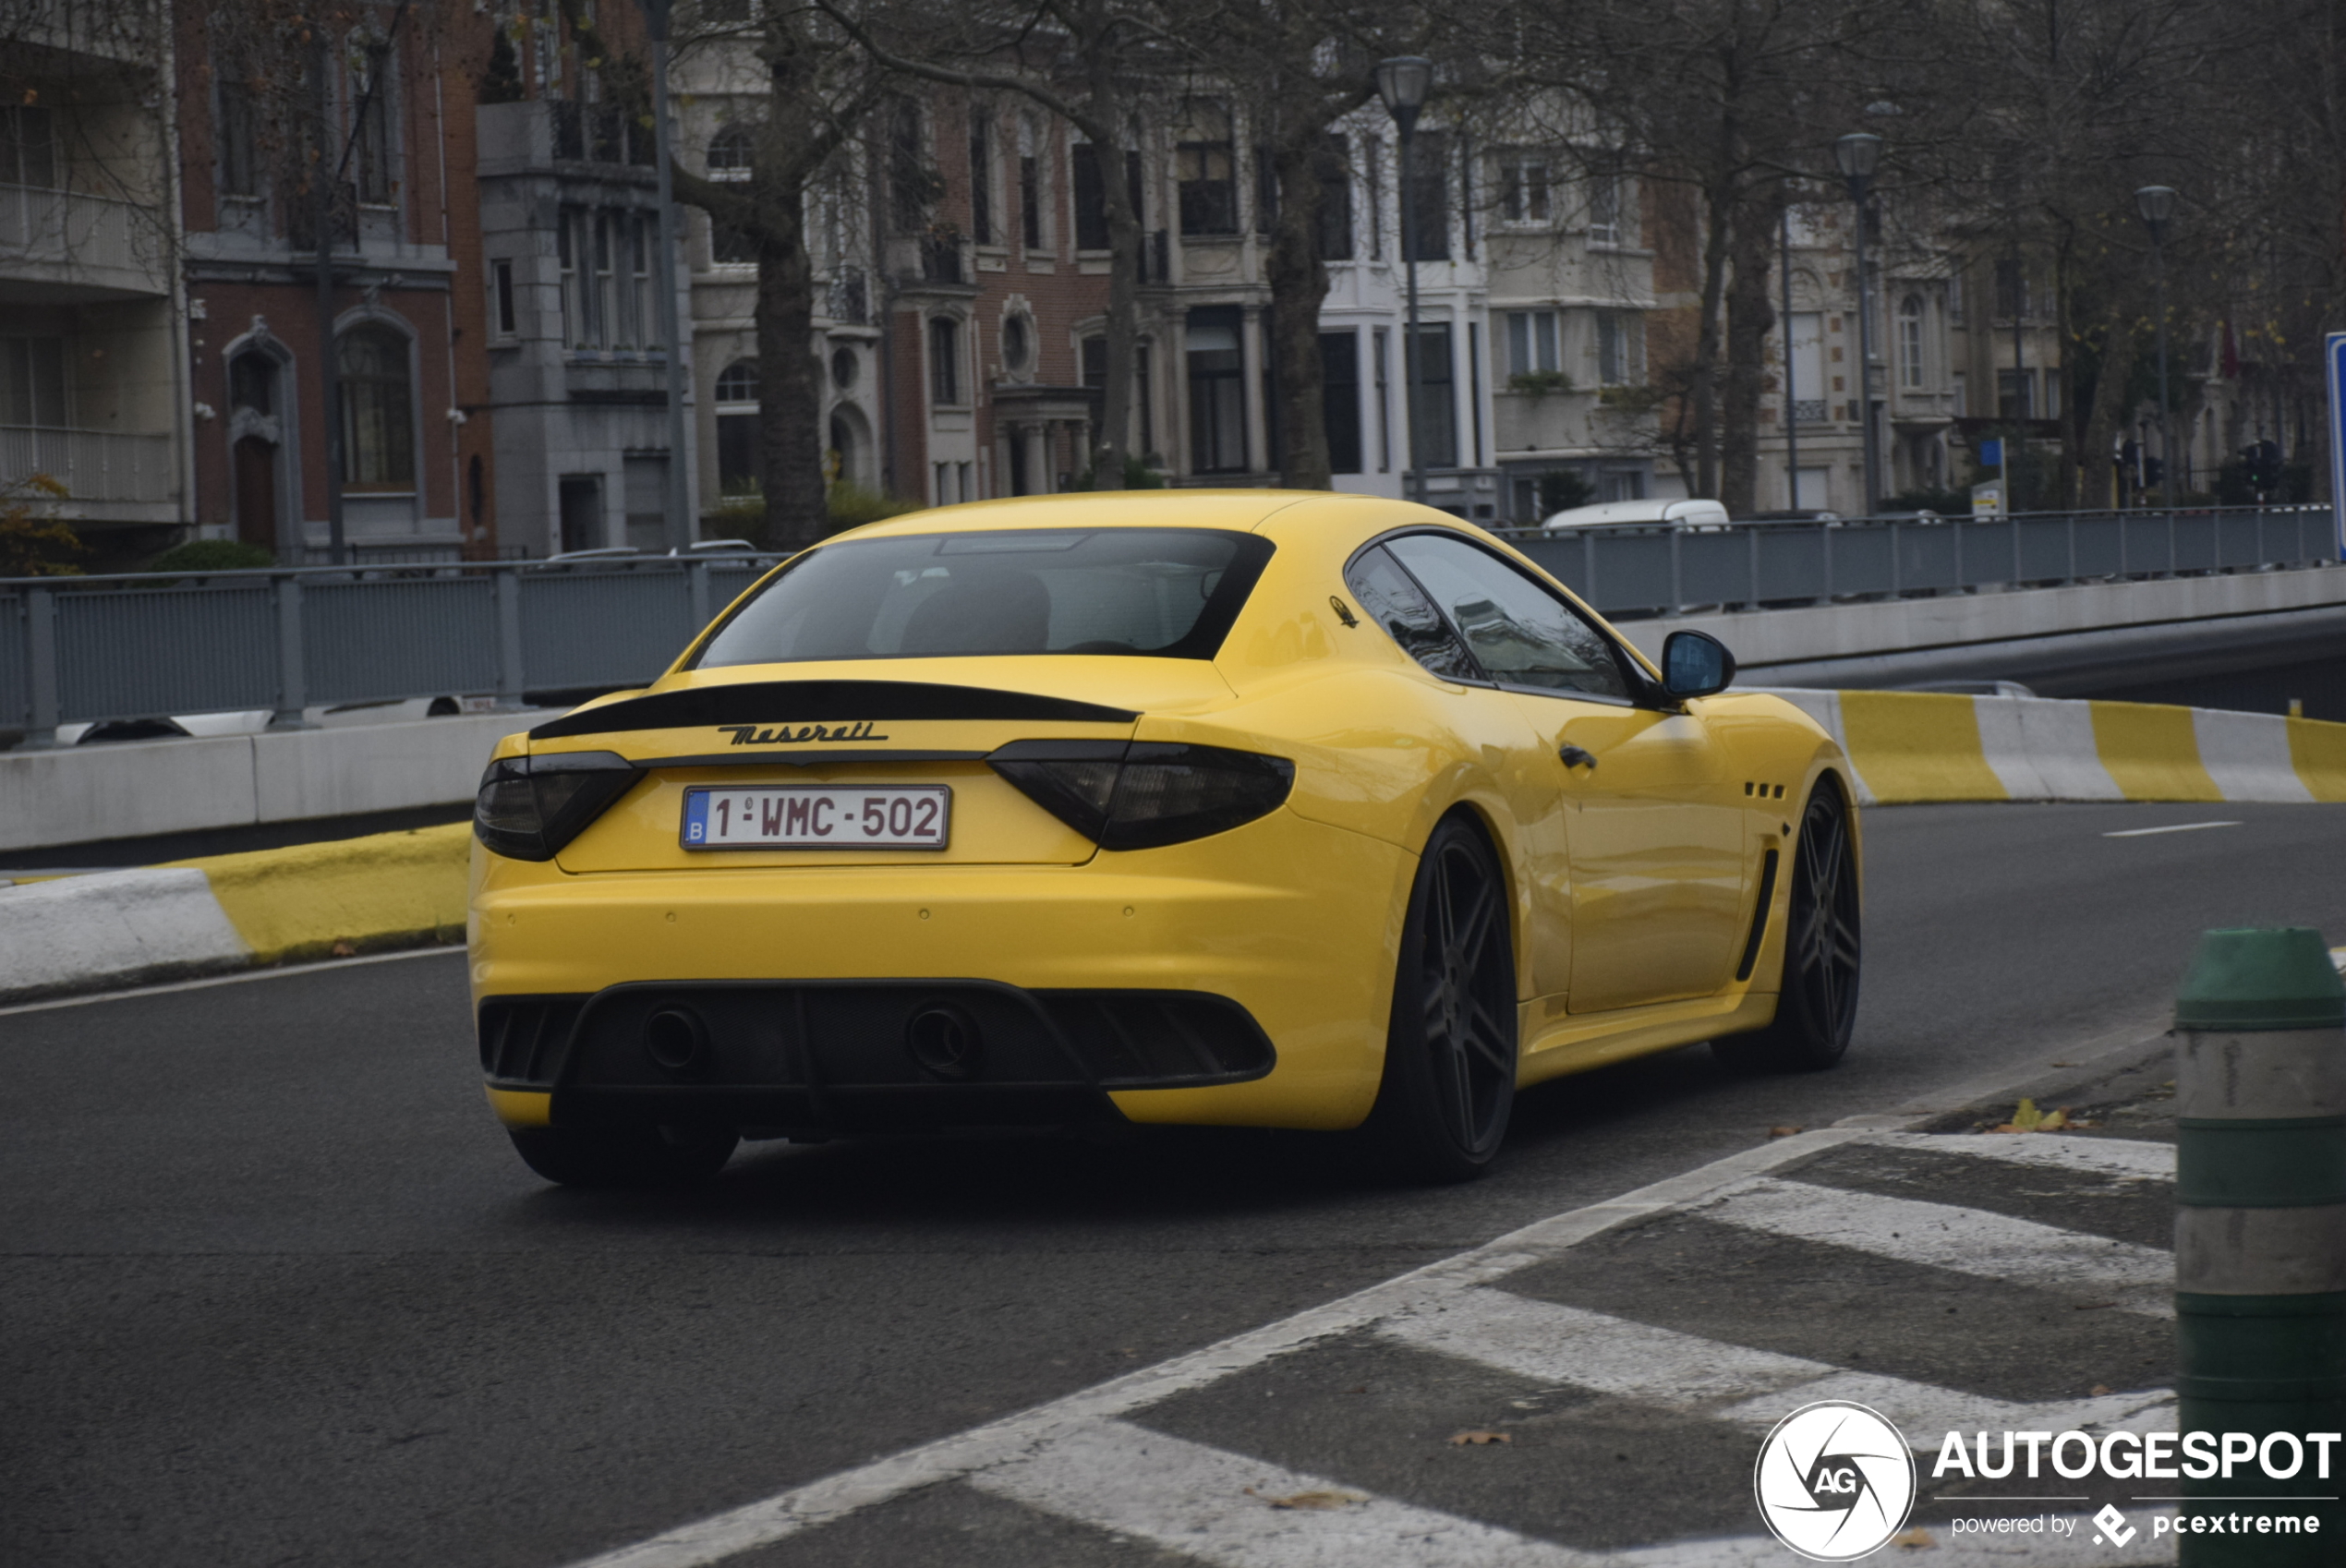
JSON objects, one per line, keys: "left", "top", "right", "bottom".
{"left": 7, "top": 693, "right": 2346, "bottom": 1006}
{"left": 1760, "top": 688, "right": 2346, "bottom": 806}
{"left": 0, "top": 822, "right": 471, "bottom": 1005}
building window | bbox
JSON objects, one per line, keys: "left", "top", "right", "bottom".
{"left": 1898, "top": 295, "right": 1925, "bottom": 390}
{"left": 1500, "top": 154, "right": 1550, "bottom": 223}
{"left": 714, "top": 358, "right": 759, "bottom": 495}
{"left": 1994, "top": 258, "right": 2027, "bottom": 320}
{"left": 1137, "top": 341, "right": 1154, "bottom": 458}
{"left": 887, "top": 98, "right": 927, "bottom": 234}
{"left": 1003, "top": 312, "right": 1032, "bottom": 373}
{"left": 216, "top": 79, "right": 260, "bottom": 199}
{"left": 929, "top": 316, "right": 961, "bottom": 406}
{"left": 1081, "top": 334, "right": 1105, "bottom": 388}
{"left": 591, "top": 211, "right": 616, "bottom": 344}
{"left": 1186, "top": 308, "right": 1246, "bottom": 473}
{"left": 1594, "top": 310, "right": 1639, "bottom": 387}
{"left": 707, "top": 126, "right": 753, "bottom": 177}
{"left": 969, "top": 113, "right": 993, "bottom": 246}
{"left": 2042, "top": 369, "right": 2062, "bottom": 417}
{"left": 1316, "top": 136, "right": 1352, "bottom": 261}
{"left": 1176, "top": 103, "right": 1237, "bottom": 235}
{"left": 229, "top": 349, "right": 273, "bottom": 415}
{"left": 1787, "top": 310, "right": 1824, "bottom": 422}
{"left": 1407, "top": 322, "right": 1455, "bottom": 468}
{"left": 1586, "top": 172, "right": 1623, "bottom": 247}
{"left": 1998, "top": 368, "right": 2033, "bottom": 419}
{"left": 0, "top": 336, "right": 65, "bottom": 427}
{"left": 491, "top": 259, "right": 516, "bottom": 337}
{"left": 337, "top": 324, "right": 415, "bottom": 492}
{"left": 1373, "top": 325, "right": 1390, "bottom": 471}
{"left": 1321, "top": 331, "right": 1360, "bottom": 476}
{"left": 1506, "top": 310, "right": 1559, "bottom": 377}
{"left": 1402, "top": 131, "right": 1448, "bottom": 261}
{"left": 349, "top": 43, "right": 394, "bottom": 205}
{"left": 1073, "top": 141, "right": 1107, "bottom": 251}
{"left": 1018, "top": 117, "right": 1044, "bottom": 252}
{"left": 558, "top": 210, "right": 580, "bottom": 345}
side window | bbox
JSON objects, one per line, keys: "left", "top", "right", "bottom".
{"left": 1344, "top": 545, "right": 1481, "bottom": 684}
{"left": 1383, "top": 534, "right": 1631, "bottom": 701}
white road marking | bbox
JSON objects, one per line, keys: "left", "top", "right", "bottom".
{"left": 1856, "top": 1131, "right": 2175, "bottom": 1182}
{"left": 0, "top": 943, "right": 465, "bottom": 1019}
{"left": 2100, "top": 821, "right": 2241, "bottom": 838}
{"left": 1695, "top": 1179, "right": 2174, "bottom": 1316}
{"left": 1378, "top": 1286, "right": 2174, "bottom": 1439}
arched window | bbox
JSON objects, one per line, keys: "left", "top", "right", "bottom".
{"left": 707, "top": 126, "right": 753, "bottom": 178}
{"left": 1898, "top": 294, "right": 1925, "bottom": 391}
{"left": 337, "top": 324, "right": 414, "bottom": 491}
{"left": 714, "top": 357, "right": 760, "bottom": 495}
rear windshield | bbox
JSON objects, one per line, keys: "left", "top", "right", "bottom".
{"left": 692, "top": 528, "right": 1273, "bottom": 668}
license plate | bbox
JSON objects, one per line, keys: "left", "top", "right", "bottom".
{"left": 681, "top": 786, "right": 951, "bottom": 850}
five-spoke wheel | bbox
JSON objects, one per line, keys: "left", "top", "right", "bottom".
{"left": 1716, "top": 783, "right": 1861, "bottom": 1072}
{"left": 1367, "top": 816, "right": 1518, "bottom": 1180}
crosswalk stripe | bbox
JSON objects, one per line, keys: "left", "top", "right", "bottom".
{"left": 973, "top": 1417, "right": 2177, "bottom": 1566}
{"left": 1856, "top": 1131, "right": 2176, "bottom": 1181}
{"left": 1696, "top": 1178, "right": 2175, "bottom": 1315}
{"left": 1378, "top": 1286, "right": 2174, "bottom": 1439}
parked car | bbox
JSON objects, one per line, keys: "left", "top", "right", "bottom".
{"left": 1540, "top": 499, "right": 1733, "bottom": 532}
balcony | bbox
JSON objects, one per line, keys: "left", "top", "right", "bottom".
{"left": 0, "top": 427, "right": 175, "bottom": 513}
{"left": 0, "top": 185, "right": 170, "bottom": 300}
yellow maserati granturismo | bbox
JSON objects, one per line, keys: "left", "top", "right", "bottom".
{"left": 469, "top": 491, "right": 1860, "bottom": 1185}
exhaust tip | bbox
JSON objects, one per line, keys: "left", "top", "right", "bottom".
{"left": 643, "top": 1007, "right": 710, "bottom": 1077}
{"left": 904, "top": 1003, "right": 983, "bottom": 1081}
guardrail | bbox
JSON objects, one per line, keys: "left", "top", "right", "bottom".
{"left": 2, "top": 503, "right": 2338, "bottom": 741}
{"left": 1493, "top": 502, "right": 2338, "bottom": 618}
{"left": 0, "top": 555, "right": 787, "bottom": 742}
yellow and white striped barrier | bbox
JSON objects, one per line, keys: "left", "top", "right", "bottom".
{"left": 1764, "top": 691, "right": 2346, "bottom": 806}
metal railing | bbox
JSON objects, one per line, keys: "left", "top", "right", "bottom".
{"left": 0, "top": 427, "right": 175, "bottom": 503}
{"left": 1492, "top": 502, "right": 2339, "bottom": 620}
{"left": 2, "top": 504, "right": 2337, "bottom": 740}
{"left": 0, "top": 555, "right": 787, "bottom": 741}
{"left": 0, "top": 184, "right": 165, "bottom": 286}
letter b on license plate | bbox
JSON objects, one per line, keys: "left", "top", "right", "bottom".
{"left": 681, "top": 786, "right": 951, "bottom": 850}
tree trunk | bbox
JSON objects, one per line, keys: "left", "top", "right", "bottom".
{"left": 756, "top": 178, "right": 830, "bottom": 549}
{"left": 1719, "top": 183, "right": 1782, "bottom": 516}
{"left": 1688, "top": 175, "right": 1736, "bottom": 500}
{"left": 1085, "top": 18, "right": 1133, "bottom": 491}
{"left": 2074, "top": 306, "right": 2141, "bottom": 513}
{"left": 1266, "top": 129, "right": 1332, "bottom": 489}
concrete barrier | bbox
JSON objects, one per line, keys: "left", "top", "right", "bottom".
{"left": 1761, "top": 690, "right": 2346, "bottom": 806}
{"left": 0, "top": 712, "right": 540, "bottom": 854}
{"left": 8, "top": 694, "right": 2346, "bottom": 1005}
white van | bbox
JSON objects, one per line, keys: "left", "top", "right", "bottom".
{"left": 1539, "top": 498, "right": 1732, "bottom": 532}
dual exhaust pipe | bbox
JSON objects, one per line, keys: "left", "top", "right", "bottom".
{"left": 639, "top": 1001, "right": 985, "bottom": 1082}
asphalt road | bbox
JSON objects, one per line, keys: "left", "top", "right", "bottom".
{"left": 5, "top": 799, "right": 2342, "bottom": 1567}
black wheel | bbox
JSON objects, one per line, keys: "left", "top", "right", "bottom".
{"left": 1365, "top": 816, "right": 1518, "bottom": 1181}
{"left": 507, "top": 1123, "right": 740, "bottom": 1188}
{"left": 1715, "top": 783, "right": 1860, "bottom": 1073}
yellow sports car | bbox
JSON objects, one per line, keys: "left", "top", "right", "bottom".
{"left": 468, "top": 492, "right": 1860, "bottom": 1185}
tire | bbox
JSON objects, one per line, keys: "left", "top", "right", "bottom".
{"left": 1365, "top": 816, "right": 1518, "bottom": 1182}
{"left": 507, "top": 1123, "right": 740, "bottom": 1188}
{"left": 1714, "top": 782, "right": 1861, "bottom": 1073}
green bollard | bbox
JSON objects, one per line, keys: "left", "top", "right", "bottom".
{"left": 2173, "top": 927, "right": 2346, "bottom": 1564}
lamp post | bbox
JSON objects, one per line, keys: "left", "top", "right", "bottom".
{"left": 1376, "top": 56, "right": 1432, "bottom": 505}
{"left": 2136, "top": 185, "right": 2178, "bottom": 506}
{"left": 641, "top": 0, "right": 694, "bottom": 550}
{"left": 1834, "top": 132, "right": 1882, "bottom": 517}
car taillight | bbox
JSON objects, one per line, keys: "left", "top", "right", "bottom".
{"left": 474, "top": 752, "right": 640, "bottom": 861}
{"left": 990, "top": 741, "right": 1294, "bottom": 850}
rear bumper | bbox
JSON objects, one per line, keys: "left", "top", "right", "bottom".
{"left": 468, "top": 811, "right": 1412, "bottom": 1131}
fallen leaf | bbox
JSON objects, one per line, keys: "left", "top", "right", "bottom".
{"left": 2090, "top": 1383, "right": 2112, "bottom": 1395}
{"left": 1246, "top": 1487, "right": 1367, "bottom": 1510}
{"left": 1767, "top": 1125, "right": 1803, "bottom": 1138}
{"left": 331, "top": 941, "right": 357, "bottom": 958}
{"left": 2006, "top": 1097, "right": 2045, "bottom": 1132}
{"left": 1893, "top": 1526, "right": 1937, "bottom": 1549}
{"left": 2036, "top": 1107, "right": 2070, "bottom": 1132}
{"left": 1450, "top": 1429, "right": 1512, "bottom": 1446}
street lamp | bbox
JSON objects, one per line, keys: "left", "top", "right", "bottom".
{"left": 2135, "top": 185, "right": 2178, "bottom": 507}
{"left": 1377, "top": 56, "right": 1432, "bottom": 505}
{"left": 1833, "top": 131, "right": 1883, "bottom": 517}
{"left": 640, "top": 0, "right": 694, "bottom": 550}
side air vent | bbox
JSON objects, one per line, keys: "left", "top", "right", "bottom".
{"left": 1036, "top": 991, "right": 1276, "bottom": 1088}
{"left": 478, "top": 995, "right": 590, "bottom": 1086}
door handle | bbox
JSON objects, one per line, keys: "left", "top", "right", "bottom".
{"left": 1558, "top": 744, "right": 1598, "bottom": 770}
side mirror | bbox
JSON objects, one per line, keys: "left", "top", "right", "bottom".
{"left": 1661, "top": 629, "right": 1736, "bottom": 699}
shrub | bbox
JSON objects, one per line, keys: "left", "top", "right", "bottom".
{"left": 826, "top": 480, "right": 920, "bottom": 530}
{"left": 144, "top": 538, "right": 275, "bottom": 573}
{"left": 0, "top": 474, "right": 82, "bottom": 576}
{"left": 1068, "top": 452, "right": 1168, "bottom": 491}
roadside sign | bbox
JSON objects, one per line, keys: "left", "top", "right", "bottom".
{"left": 2327, "top": 332, "right": 2346, "bottom": 557}
{"left": 1976, "top": 437, "right": 2002, "bottom": 467}
{"left": 1970, "top": 481, "right": 2003, "bottom": 517}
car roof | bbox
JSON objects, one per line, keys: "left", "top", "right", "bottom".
{"left": 828, "top": 488, "right": 1375, "bottom": 541}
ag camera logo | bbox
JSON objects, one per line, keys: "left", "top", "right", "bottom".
{"left": 1754, "top": 1401, "right": 1917, "bottom": 1561}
